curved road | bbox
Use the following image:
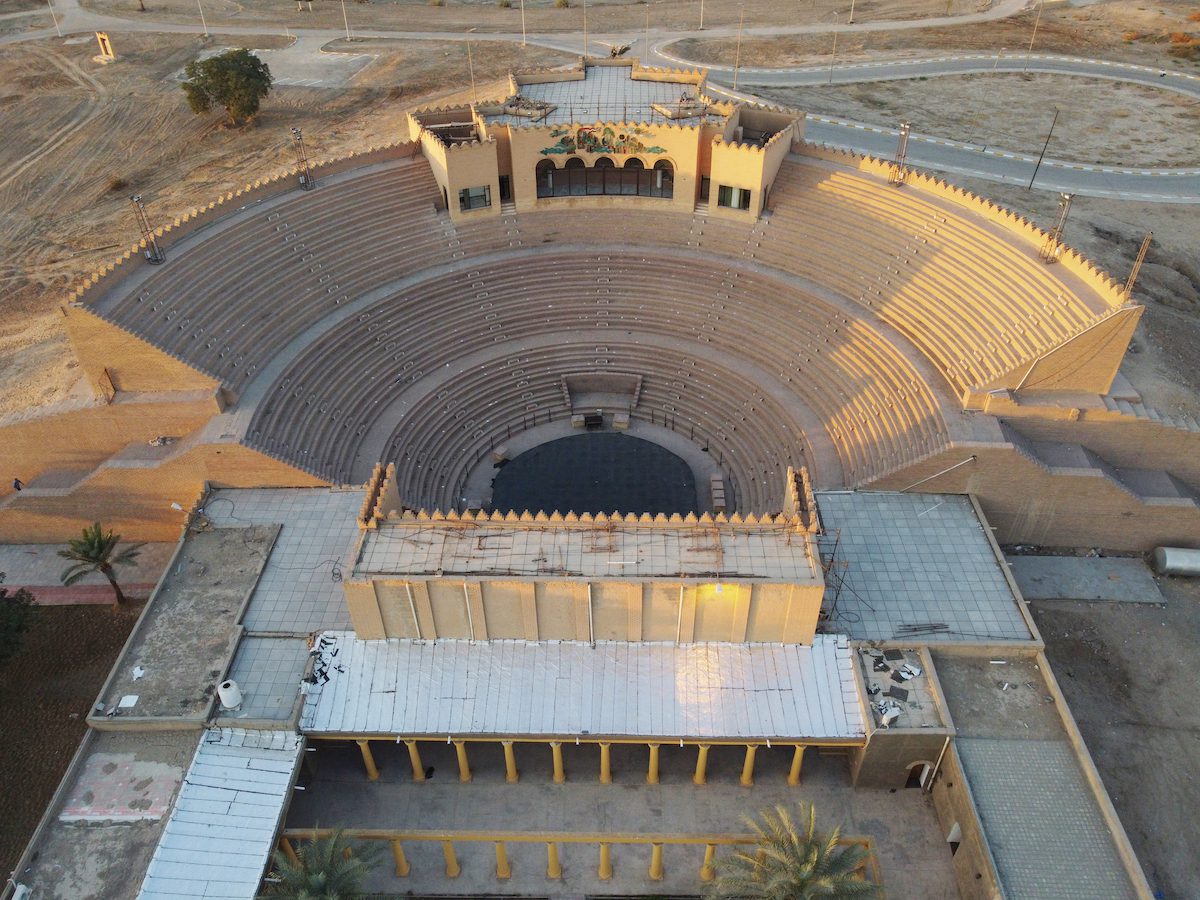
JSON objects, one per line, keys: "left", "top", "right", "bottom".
{"left": 8, "top": 0, "right": 1200, "bottom": 201}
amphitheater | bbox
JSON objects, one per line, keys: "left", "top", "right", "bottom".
{"left": 4, "top": 59, "right": 1198, "bottom": 551}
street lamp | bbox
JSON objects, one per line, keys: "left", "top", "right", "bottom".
{"left": 828, "top": 13, "right": 839, "bottom": 85}
{"left": 848, "top": 0, "right": 856, "bottom": 25}
{"left": 1025, "top": 0, "right": 1043, "bottom": 73}
{"left": 993, "top": 47, "right": 1006, "bottom": 70}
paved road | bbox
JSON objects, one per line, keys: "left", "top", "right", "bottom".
{"left": 10, "top": 0, "right": 1200, "bottom": 201}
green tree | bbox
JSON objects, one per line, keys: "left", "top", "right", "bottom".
{"left": 261, "top": 830, "right": 382, "bottom": 899}
{"left": 710, "top": 803, "right": 880, "bottom": 900}
{"left": 58, "top": 522, "right": 145, "bottom": 609}
{"left": 182, "top": 48, "right": 273, "bottom": 125}
{"left": 0, "top": 574, "right": 36, "bottom": 669}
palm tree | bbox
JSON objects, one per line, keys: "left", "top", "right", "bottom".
{"left": 262, "top": 830, "right": 381, "bottom": 899}
{"left": 58, "top": 522, "right": 144, "bottom": 609}
{"left": 709, "top": 803, "right": 881, "bottom": 899}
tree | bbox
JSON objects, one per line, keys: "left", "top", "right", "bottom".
{"left": 0, "top": 574, "right": 36, "bottom": 669}
{"left": 709, "top": 804, "right": 881, "bottom": 900}
{"left": 262, "top": 830, "right": 382, "bottom": 899}
{"left": 58, "top": 522, "right": 145, "bottom": 609}
{"left": 182, "top": 49, "right": 273, "bottom": 125}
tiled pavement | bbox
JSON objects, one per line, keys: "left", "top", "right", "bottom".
{"left": 218, "top": 636, "right": 311, "bottom": 722}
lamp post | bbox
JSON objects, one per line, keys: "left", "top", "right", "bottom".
{"left": 340, "top": 0, "right": 352, "bottom": 42}
{"left": 46, "top": 0, "right": 61, "bottom": 37}
{"left": 1027, "top": 106, "right": 1058, "bottom": 190}
{"left": 1024, "top": 0, "right": 1042, "bottom": 73}
{"left": 732, "top": 5, "right": 745, "bottom": 91}
{"left": 197, "top": 0, "right": 208, "bottom": 37}
{"left": 828, "top": 13, "right": 839, "bottom": 85}
{"left": 520, "top": 0, "right": 526, "bottom": 46}
{"left": 848, "top": 0, "right": 856, "bottom": 25}
{"left": 993, "top": 46, "right": 1005, "bottom": 70}
{"left": 699, "top": 0, "right": 704, "bottom": 30}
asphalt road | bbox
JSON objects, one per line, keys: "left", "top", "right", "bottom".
{"left": 9, "top": 0, "right": 1200, "bottom": 201}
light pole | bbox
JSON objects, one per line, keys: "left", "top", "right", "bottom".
{"left": 197, "top": 0, "right": 208, "bottom": 37}
{"left": 993, "top": 46, "right": 1005, "bottom": 70}
{"left": 1024, "top": 0, "right": 1043, "bottom": 73}
{"left": 520, "top": 0, "right": 526, "bottom": 46}
{"left": 828, "top": 13, "right": 839, "bottom": 85}
{"left": 1027, "top": 106, "right": 1058, "bottom": 189}
{"left": 46, "top": 0, "right": 61, "bottom": 37}
{"left": 848, "top": 0, "right": 856, "bottom": 25}
{"left": 699, "top": 0, "right": 704, "bottom": 30}
{"left": 732, "top": 5, "right": 745, "bottom": 91}
{"left": 340, "top": 0, "right": 351, "bottom": 42}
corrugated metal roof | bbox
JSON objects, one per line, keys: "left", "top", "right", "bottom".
{"left": 300, "top": 633, "right": 864, "bottom": 741}
{"left": 137, "top": 728, "right": 303, "bottom": 900}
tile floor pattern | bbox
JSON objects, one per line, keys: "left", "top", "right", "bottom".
{"left": 203, "top": 488, "right": 362, "bottom": 634}
{"left": 957, "top": 738, "right": 1138, "bottom": 900}
{"left": 218, "top": 636, "right": 311, "bottom": 721}
{"left": 815, "top": 491, "right": 1031, "bottom": 642}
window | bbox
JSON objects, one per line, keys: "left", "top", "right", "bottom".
{"left": 458, "top": 185, "right": 491, "bottom": 211}
{"left": 534, "top": 157, "right": 673, "bottom": 200}
{"left": 717, "top": 184, "right": 752, "bottom": 210}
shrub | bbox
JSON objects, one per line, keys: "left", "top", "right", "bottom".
{"left": 0, "top": 574, "right": 36, "bottom": 670}
{"left": 106, "top": 174, "right": 128, "bottom": 192}
{"left": 498, "top": 0, "right": 511, "bottom": 6}
{"left": 1169, "top": 31, "right": 1193, "bottom": 44}
{"left": 1189, "top": 11, "right": 1200, "bottom": 22}
{"left": 556, "top": 0, "right": 569, "bottom": 7}
{"left": 1122, "top": 31, "right": 1139, "bottom": 41}
{"left": 428, "top": 0, "right": 443, "bottom": 6}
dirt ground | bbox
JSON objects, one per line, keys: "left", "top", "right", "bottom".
{"left": 1029, "top": 576, "right": 1200, "bottom": 899}
{"left": 80, "top": 0, "right": 998, "bottom": 35}
{"left": 0, "top": 603, "right": 139, "bottom": 877}
{"left": 672, "top": 1, "right": 1200, "bottom": 67}
{"left": 758, "top": 74, "right": 1200, "bottom": 168}
{"left": 0, "top": 31, "right": 571, "bottom": 418}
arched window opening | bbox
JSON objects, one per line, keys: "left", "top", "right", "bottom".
{"left": 534, "top": 156, "right": 673, "bottom": 200}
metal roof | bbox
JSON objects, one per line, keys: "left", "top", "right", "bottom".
{"left": 300, "top": 633, "right": 865, "bottom": 741}
{"left": 137, "top": 728, "right": 303, "bottom": 900}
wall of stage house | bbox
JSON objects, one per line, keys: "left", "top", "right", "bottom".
{"left": 866, "top": 443, "right": 1200, "bottom": 551}
{"left": 342, "top": 577, "right": 822, "bottom": 643}
{"left": 509, "top": 121, "right": 704, "bottom": 214}
{"left": 419, "top": 130, "right": 502, "bottom": 222}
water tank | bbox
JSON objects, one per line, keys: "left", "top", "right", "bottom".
{"left": 1152, "top": 547, "right": 1200, "bottom": 576}
{"left": 217, "top": 679, "right": 243, "bottom": 710}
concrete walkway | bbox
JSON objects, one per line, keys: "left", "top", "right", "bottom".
{"left": 1006, "top": 555, "right": 1165, "bottom": 604}
{"left": 0, "top": 541, "right": 176, "bottom": 604}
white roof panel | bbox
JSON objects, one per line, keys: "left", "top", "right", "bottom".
{"left": 301, "top": 634, "right": 865, "bottom": 741}
{"left": 137, "top": 728, "right": 303, "bottom": 900}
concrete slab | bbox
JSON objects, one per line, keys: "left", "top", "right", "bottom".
{"left": 1006, "top": 555, "right": 1164, "bottom": 604}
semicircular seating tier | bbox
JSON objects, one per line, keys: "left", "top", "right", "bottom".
{"left": 80, "top": 150, "right": 1126, "bottom": 509}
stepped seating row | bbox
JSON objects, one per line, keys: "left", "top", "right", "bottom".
{"left": 244, "top": 252, "right": 950, "bottom": 502}
{"left": 103, "top": 160, "right": 448, "bottom": 392}
{"left": 244, "top": 252, "right": 943, "bottom": 485}
{"left": 374, "top": 343, "right": 807, "bottom": 513}
{"left": 756, "top": 162, "right": 1107, "bottom": 393}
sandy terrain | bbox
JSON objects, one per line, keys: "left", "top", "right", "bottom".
{"left": 759, "top": 74, "right": 1200, "bottom": 168}
{"left": 80, "top": 0, "right": 1001, "bottom": 35}
{"left": 671, "top": 1, "right": 1200, "bottom": 67}
{"left": 0, "top": 31, "right": 571, "bottom": 417}
{"left": 1029, "top": 575, "right": 1200, "bottom": 899}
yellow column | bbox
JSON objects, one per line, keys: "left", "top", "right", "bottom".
{"left": 598, "top": 842, "right": 613, "bottom": 880}
{"left": 356, "top": 740, "right": 379, "bottom": 781}
{"left": 442, "top": 840, "right": 461, "bottom": 878}
{"left": 495, "top": 841, "right": 512, "bottom": 880}
{"left": 391, "top": 840, "right": 410, "bottom": 877}
{"left": 546, "top": 841, "right": 562, "bottom": 879}
{"left": 700, "top": 844, "right": 717, "bottom": 882}
{"left": 502, "top": 740, "right": 519, "bottom": 783}
{"left": 405, "top": 740, "right": 425, "bottom": 782}
{"left": 693, "top": 744, "right": 711, "bottom": 785}
{"left": 788, "top": 744, "right": 806, "bottom": 787}
{"left": 649, "top": 842, "right": 664, "bottom": 881}
{"left": 740, "top": 744, "right": 758, "bottom": 787}
{"left": 279, "top": 837, "right": 300, "bottom": 866}
{"left": 647, "top": 743, "right": 661, "bottom": 785}
{"left": 551, "top": 740, "right": 566, "bottom": 784}
{"left": 454, "top": 741, "right": 472, "bottom": 783}
{"left": 599, "top": 742, "right": 612, "bottom": 784}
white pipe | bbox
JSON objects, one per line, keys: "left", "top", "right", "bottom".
{"left": 1153, "top": 547, "right": 1200, "bottom": 576}
{"left": 676, "top": 584, "right": 685, "bottom": 642}
{"left": 898, "top": 455, "right": 977, "bottom": 492}
{"left": 587, "top": 582, "right": 595, "bottom": 645}
{"left": 405, "top": 582, "right": 422, "bottom": 640}
{"left": 463, "top": 581, "right": 476, "bottom": 641}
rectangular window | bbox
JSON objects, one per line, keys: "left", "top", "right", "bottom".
{"left": 458, "top": 185, "right": 491, "bottom": 211}
{"left": 717, "top": 185, "right": 752, "bottom": 210}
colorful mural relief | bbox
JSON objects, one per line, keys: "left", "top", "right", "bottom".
{"left": 541, "top": 125, "right": 667, "bottom": 156}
